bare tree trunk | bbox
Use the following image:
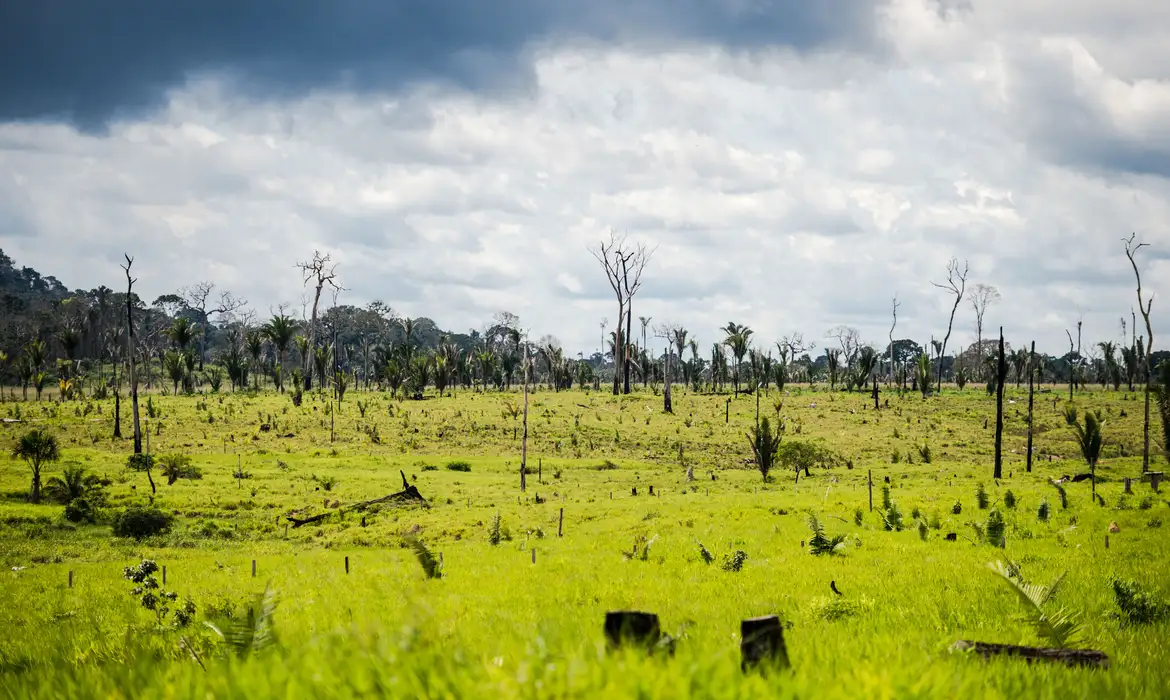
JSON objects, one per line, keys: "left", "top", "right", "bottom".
{"left": 663, "top": 344, "right": 673, "bottom": 413}
{"left": 113, "top": 356, "right": 122, "bottom": 439}
{"left": 993, "top": 328, "right": 1005, "bottom": 480}
{"left": 520, "top": 345, "right": 530, "bottom": 492}
{"left": 122, "top": 255, "right": 142, "bottom": 454}
{"left": 613, "top": 303, "right": 623, "bottom": 395}
{"left": 888, "top": 296, "right": 899, "bottom": 385}
{"left": 623, "top": 307, "right": 633, "bottom": 394}
{"left": 1026, "top": 341, "right": 1035, "bottom": 473}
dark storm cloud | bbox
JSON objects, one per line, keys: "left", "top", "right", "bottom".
{"left": 0, "top": 0, "right": 880, "bottom": 129}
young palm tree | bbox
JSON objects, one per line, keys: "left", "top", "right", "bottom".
{"left": 825, "top": 348, "right": 842, "bottom": 391}
{"left": 11, "top": 429, "right": 60, "bottom": 503}
{"left": 1011, "top": 348, "right": 1029, "bottom": 388}
{"left": 915, "top": 352, "right": 933, "bottom": 398}
{"left": 1098, "top": 341, "right": 1122, "bottom": 390}
{"left": 245, "top": 331, "right": 265, "bottom": 390}
{"left": 163, "top": 350, "right": 186, "bottom": 395}
{"left": 45, "top": 465, "right": 102, "bottom": 504}
{"left": 1066, "top": 407, "right": 1104, "bottom": 500}
{"left": 748, "top": 415, "right": 782, "bottom": 482}
{"left": 263, "top": 313, "right": 298, "bottom": 392}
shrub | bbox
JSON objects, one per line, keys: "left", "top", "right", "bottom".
{"left": 976, "top": 483, "right": 990, "bottom": 510}
{"left": 1111, "top": 578, "right": 1169, "bottom": 625}
{"left": 64, "top": 497, "right": 97, "bottom": 524}
{"left": 446, "top": 461, "right": 472, "bottom": 472}
{"left": 1038, "top": 499, "right": 1051, "bottom": 522}
{"left": 882, "top": 502, "right": 904, "bottom": 531}
{"left": 986, "top": 510, "right": 1006, "bottom": 547}
{"left": 721, "top": 550, "right": 748, "bottom": 572}
{"left": 952, "top": 501, "right": 963, "bottom": 515}
{"left": 1003, "top": 490, "right": 1017, "bottom": 509}
{"left": 112, "top": 506, "right": 174, "bottom": 539}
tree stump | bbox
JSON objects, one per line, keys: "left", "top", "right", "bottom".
{"left": 1124, "top": 477, "right": 1133, "bottom": 494}
{"left": 631, "top": 487, "right": 637, "bottom": 496}
{"left": 951, "top": 640, "right": 1109, "bottom": 669}
{"left": 1145, "top": 472, "right": 1163, "bottom": 492}
{"left": 741, "top": 615, "right": 790, "bottom": 671}
{"left": 604, "top": 611, "right": 661, "bottom": 651}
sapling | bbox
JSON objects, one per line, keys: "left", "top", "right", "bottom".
{"left": 123, "top": 559, "right": 195, "bottom": 628}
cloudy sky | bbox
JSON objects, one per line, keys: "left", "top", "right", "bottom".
{"left": 1, "top": 0, "right": 1168, "bottom": 358}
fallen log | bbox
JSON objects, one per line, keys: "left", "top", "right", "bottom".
{"left": 951, "top": 640, "right": 1110, "bottom": 669}
{"left": 287, "top": 470, "right": 428, "bottom": 528}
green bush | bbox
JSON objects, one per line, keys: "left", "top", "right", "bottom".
{"left": 112, "top": 506, "right": 174, "bottom": 539}
{"left": 446, "top": 461, "right": 472, "bottom": 472}
{"left": 64, "top": 497, "right": 97, "bottom": 524}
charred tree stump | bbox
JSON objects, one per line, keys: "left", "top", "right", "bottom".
{"left": 951, "top": 640, "right": 1109, "bottom": 669}
{"left": 287, "top": 470, "right": 427, "bottom": 528}
{"left": 605, "top": 611, "right": 661, "bottom": 651}
{"left": 741, "top": 615, "right": 790, "bottom": 671}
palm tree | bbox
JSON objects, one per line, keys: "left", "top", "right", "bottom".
{"left": 263, "top": 313, "right": 298, "bottom": 392}
{"left": 748, "top": 416, "right": 782, "bottom": 482}
{"left": 45, "top": 465, "right": 102, "bottom": 504}
{"left": 671, "top": 328, "right": 689, "bottom": 385}
{"left": 1066, "top": 407, "right": 1104, "bottom": 501}
{"left": 165, "top": 317, "right": 197, "bottom": 351}
{"left": 11, "top": 429, "right": 59, "bottom": 503}
{"left": 245, "top": 330, "right": 264, "bottom": 390}
{"left": 915, "top": 352, "right": 933, "bottom": 398}
{"left": 1011, "top": 348, "right": 1029, "bottom": 388}
{"left": 163, "top": 350, "right": 186, "bottom": 395}
{"left": 1098, "top": 341, "right": 1122, "bottom": 390}
{"left": 721, "top": 322, "right": 753, "bottom": 397}
{"left": 433, "top": 354, "right": 451, "bottom": 396}
{"left": 825, "top": 348, "right": 842, "bottom": 391}
{"left": 852, "top": 347, "right": 878, "bottom": 390}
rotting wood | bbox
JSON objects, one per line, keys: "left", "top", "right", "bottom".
{"left": 951, "top": 640, "right": 1109, "bottom": 669}
{"left": 287, "top": 470, "right": 427, "bottom": 528}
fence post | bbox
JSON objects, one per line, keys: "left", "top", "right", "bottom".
{"left": 558, "top": 508, "right": 564, "bottom": 537}
{"left": 252, "top": 559, "right": 257, "bottom": 577}
{"left": 68, "top": 570, "right": 73, "bottom": 588}
{"left": 345, "top": 556, "right": 350, "bottom": 574}
{"left": 868, "top": 470, "right": 873, "bottom": 512}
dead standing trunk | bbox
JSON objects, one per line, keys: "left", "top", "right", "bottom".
{"left": 1026, "top": 341, "right": 1035, "bottom": 473}
{"left": 122, "top": 255, "right": 142, "bottom": 454}
{"left": 993, "top": 328, "right": 1006, "bottom": 479}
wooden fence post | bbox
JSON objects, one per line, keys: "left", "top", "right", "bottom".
{"left": 345, "top": 556, "right": 350, "bottom": 574}
{"left": 251, "top": 559, "right": 257, "bottom": 577}
{"left": 558, "top": 507, "right": 564, "bottom": 537}
{"left": 868, "top": 470, "right": 873, "bottom": 512}
{"left": 68, "top": 570, "right": 73, "bottom": 588}
{"left": 531, "top": 548, "right": 536, "bottom": 564}
{"left": 162, "top": 566, "right": 167, "bottom": 585}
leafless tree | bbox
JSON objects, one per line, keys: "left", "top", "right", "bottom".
{"left": 589, "top": 231, "right": 653, "bottom": 395}
{"left": 932, "top": 258, "right": 968, "bottom": 393}
{"left": 825, "top": 325, "right": 861, "bottom": 366}
{"left": 519, "top": 329, "right": 531, "bottom": 492}
{"left": 654, "top": 323, "right": 683, "bottom": 413}
{"left": 1124, "top": 234, "right": 1156, "bottom": 473}
{"left": 297, "top": 251, "right": 342, "bottom": 390}
{"left": 183, "top": 281, "right": 247, "bottom": 370}
{"left": 888, "top": 296, "right": 900, "bottom": 384}
{"left": 120, "top": 255, "right": 142, "bottom": 454}
{"left": 969, "top": 283, "right": 1000, "bottom": 375}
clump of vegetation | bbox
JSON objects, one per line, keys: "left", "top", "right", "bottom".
{"left": 158, "top": 454, "right": 202, "bottom": 485}
{"left": 988, "top": 561, "right": 1083, "bottom": 649}
{"left": 882, "top": 501, "right": 905, "bottom": 532}
{"left": 853, "top": 507, "right": 864, "bottom": 526}
{"left": 917, "top": 441, "right": 932, "bottom": 464}
{"left": 807, "top": 514, "right": 847, "bottom": 556}
{"left": 311, "top": 474, "right": 337, "bottom": 491}
{"left": 1038, "top": 499, "right": 1051, "bottom": 522}
{"left": 952, "top": 500, "right": 962, "bottom": 515}
{"left": 695, "top": 539, "right": 714, "bottom": 564}
{"left": 721, "top": 550, "right": 748, "bottom": 572}
{"left": 810, "top": 595, "right": 874, "bottom": 622}
{"left": 112, "top": 507, "right": 174, "bottom": 539}
{"left": 488, "top": 512, "right": 503, "bottom": 545}
{"left": 123, "top": 559, "right": 195, "bottom": 627}
{"left": 1111, "top": 578, "right": 1169, "bottom": 625}
{"left": 1003, "top": 490, "right": 1017, "bottom": 509}
{"left": 446, "top": 460, "right": 471, "bottom": 472}
{"left": 623, "top": 535, "right": 658, "bottom": 562}
{"left": 778, "top": 440, "right": 842, "bottom": 481}
{"left": 917, "top": 518, "right": 929, "bottom": 541}
{"left": 881, "top": 485, "right": 892, "bottom": 511}
{"left": 986, "top": 509, "right": 1006, "bottom": 547}
{"left": 405, "top": 536, "right": 443, "bottom": 579}
{"left": 976, "top": 483, "right": 990, "bottom": 510}
{"left": 748, "top": 416, "right": 782, "bottom": 482}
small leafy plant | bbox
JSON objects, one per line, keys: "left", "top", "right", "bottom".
{"left": 988, "top": 561, "right": 1083, "bottom": 649}
{"left": 807, "top": 514, "right": 847, "bottom": 556}
{"left": 123, "top": 559, "right": 195, "bottom": 628}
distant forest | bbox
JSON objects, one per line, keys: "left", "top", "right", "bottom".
{"left": 0, "top": 248, "right": 1165, "bottom": 398}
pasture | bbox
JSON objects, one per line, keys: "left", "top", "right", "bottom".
{"left": 1, "top": 383, "right": 1168, "bottom": 699}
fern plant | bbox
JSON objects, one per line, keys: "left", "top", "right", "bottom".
{"left": 488, "top": 512, "right": 502, "bottom": 546}
{"left": 988, "top": 561, "right": 1083, "bottom": 649}
{"left": 976, "top": 483, "right": 990, "bottom": 510}
{"left": 807, "top": 514, "right": 847, "bottom": 555}
{"left": 986, "top": 509, "right": 1006, "bottom": 547}
{"left": 205, "top": 585, "right": 278, "bottom": 658}
{"left": 695, "top": 539, "right": 714, "bottom": 565}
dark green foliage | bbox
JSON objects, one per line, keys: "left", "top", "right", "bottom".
{"left": 721, "top": 550, "right": 748, "bottom": 572}
{"left": 952, "top": 500, "right": 962, "bottom": 515}
{"left": 405, "top": 535, "right": 443, "bottom": 579}
{"left": 123, "top": 559, "right": 195, "bottom": 627}
{"left": 748, "top": 416, "right": 782, "bottom": 482}
{"left": 64, "top": 497, "right": 97, "bottom": 523}
{"left": 986, "top": 509, "right": 1006, "bottom": 547}
{"left": 44, "top": 465, "right": 104, "bottom": 505}
{"left": 807, "top": 514, "right": 847, "bottom": 555}
{"left": 1003, "top": 490, "right": 1017, "bottom": 509}
{"left": 112, "top": 507, "right": 174, "bottom": 539}
{"left": 695, "top": 539, "right": 714, "bottom": 564}
{"left": 777, "top": 440, "right": 842, "bottom": 479}
{"left": 976, "top": 483, "right": 990, "bottom": 510}
{"left": 1038, "top": 499, "right": 1051, "bottom": 522}
{"left": 853, "top": 507, "right": 864, "bottom": 526}
{"left": 158, "top": 454, "right": 201, "bottom": 485}
{"left": 882, "top": 501, "right": 904, "bottom": 531}
{"left": 11, "top": 428, "right": 59, "bottom": 503}
{"left": 446, "top": 460, "right": 472, "bottom": 472}
{"left": 488, "top": 512, "right": 502, "bottom": 545}
{"left": 1111, "top": 578, "right": 1169, "bottom": 625}
{"left": 125, "top": 453, "right": 154, "bottom": 472}
{"left": 881, "top": 485, "right": 892, "bottom": 511}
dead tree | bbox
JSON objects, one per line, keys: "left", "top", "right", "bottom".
{"left": 993, "top": 327, "right": 1006, "bottom": 479}
{"left": 970, "top": 283, "right": 1000, "bottom": 377}
{"left": 183, "top": 281, "right": 246, "bottom": 371}
{"left": 589, "top": 231, "right": 653, "bottom": 395}
{"left": 296, "top": 251, "right": 342, "bottom": 391}
{"left": 120, "top": 255, "right": 143, "bottom": 454}
{"left": 888, "top": 296, "right": 900, "bottom": 384}
{"left": 1124, "top": 234, "right": 1156, "bottom": 473}
{"left": 656, "top": 324, "right": 683, "bottom": 413}
{"left": 932, "top": 258, "right": 968, "bottom": 393}
{"left": 287, "top": 471, "right": 426, "bottom": 527}
{"left": 1064, "top": 329, "right": 1076, "bottom": 402}
{"left": 1026, "top": 340, "right": 1035, "bottom": 473}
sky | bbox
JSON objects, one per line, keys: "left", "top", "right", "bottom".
{"left": 1, "top": 0, "right": 1168, "bottom": 359}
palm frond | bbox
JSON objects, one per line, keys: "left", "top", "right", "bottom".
{"left": 203, "top": 584, "right": 279, "bottom": 658}
{"left": 988, "top": 561, "right": 1082, "bottom": 648}
{"left": 405, "top": 535, "right": 443, "bottom": 579}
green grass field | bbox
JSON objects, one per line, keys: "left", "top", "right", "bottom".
{"left": 1, "top": 383, "right": 1168, "bottom": 699}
